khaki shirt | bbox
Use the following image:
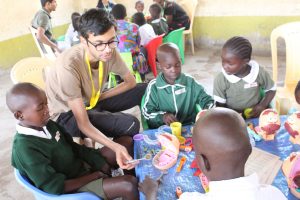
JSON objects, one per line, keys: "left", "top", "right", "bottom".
{"left": 45, "top": 44, "right": 129, "bottom": 120}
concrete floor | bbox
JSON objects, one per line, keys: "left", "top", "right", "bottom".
{"left": 0, "top": 47, "right": 284, "bottom": 199}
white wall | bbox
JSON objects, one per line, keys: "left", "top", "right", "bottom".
{"left": 196, "top": 0, "right": 300, "bottom": 16}
{"left": 0, "top": 0, "right": 98, "bottom": 41}
{"left": 0, "top": 0, "right": 299, "bottom": 41}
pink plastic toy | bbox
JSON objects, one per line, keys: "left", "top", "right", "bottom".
{"left": 282, "top": 152, "right": 300, "bottom": 198}
{"left": 284, "top": 112, "right": 300, "bottom": 145}
{"left": 152, "top": 133, "right": 180, "bottom": 170}
{"left": 254, "top": 109, "right": 281, "bottom": 141}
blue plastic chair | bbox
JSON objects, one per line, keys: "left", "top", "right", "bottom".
{"left": 14, "top": 169, "right": 101, "bottom": 200}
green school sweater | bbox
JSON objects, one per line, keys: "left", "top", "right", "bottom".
{"left": 11, "top": 120, "right": 106, "bottom": 194}
{"left": 142, "top": 72, "right": 214, "bottom": 128}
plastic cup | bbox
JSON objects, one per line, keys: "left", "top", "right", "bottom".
{"left": 244, "top": 108, "right": 253, "bottom": 119}
{"left": 170, "top": 122, "right": 182, "bottom": 137}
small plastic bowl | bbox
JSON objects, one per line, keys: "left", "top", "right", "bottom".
{"left": 133, "top": 134, "right": 144, "bottom": 141}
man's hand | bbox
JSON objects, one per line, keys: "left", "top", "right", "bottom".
{"left": 138, "top": 176, "right": 159, "bottom": 200}
{"left": 163, "top": 113, "right": 177, "bottom": 125}
{"left": 114, "top": 143, "right": 137, "bottom": 170}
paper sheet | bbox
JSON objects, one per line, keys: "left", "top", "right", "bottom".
{"left": 245, "top": 147, "right": 283, "bottom": 185}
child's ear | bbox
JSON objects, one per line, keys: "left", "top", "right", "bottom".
{"left": 156, "top": 62, "right": 161, "bottom": 70}
{"left": 14, "top": 111, "right": 23, "bottom": 121}
{"left": 243, "top": 58, "right": 250, "bottom": 64}
{"left": 199, "top": 154, "right": 211, "bottom": 172}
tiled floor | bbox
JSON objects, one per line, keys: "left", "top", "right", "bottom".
{"left": 0, "top": 47, "right": 284, "bottom": 199}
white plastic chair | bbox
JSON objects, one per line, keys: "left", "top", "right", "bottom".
{"left": 29, "top": 27, "right": 56, "bottom": 61}
{"left": 271, "top": 21, "right": 300, "bottom": 114}
{"left": 10, "top": 57, "right": 53, "bottom": 89}
{"left": 177, "top": 0, "right": 198, "bottom": 55}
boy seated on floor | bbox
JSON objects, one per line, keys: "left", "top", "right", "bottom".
{"left": 7, "top": 83, "right": 139, "bottom": 200}
{"left": 142, "top": 43, "right": 213, "bottom": 129}
{"left": 139, "top": 107, "right": 287, "bottom": 200}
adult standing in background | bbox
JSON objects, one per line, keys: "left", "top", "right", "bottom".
{"left": 153, "top": 0, "right": 190, "bottom": 32}
{"left": 32, "top": 0, "right": 61, "bottom": 53}
{"left": 96, "top": 0, "right": 115, "bottom": 13}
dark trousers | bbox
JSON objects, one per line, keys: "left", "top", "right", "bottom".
{"left": 57, "top": 83, "right": 147, "bottom": 138}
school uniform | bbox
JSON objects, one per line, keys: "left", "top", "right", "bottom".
{"left": 11, "top": 120, "right": 107, "bottom": 198}
{"left": 178, "top": 173, "right": 287, "bottom": 200}
{"left": 142, "top": 72, "right": 213, "bottom": 128}
{"left": 213, "top": 60, "right": 276, "bottom": 111}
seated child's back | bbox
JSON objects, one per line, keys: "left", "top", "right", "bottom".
{"left": 213, "top": 36, "right": 276, "bottom": 118}
{"left": 149, "top": 3, "right": 168, "bottom": 35}
{"left": 142, "top": 43, "right": 213, "bottom": 128}
{"left": 132, "top": 12, "right": 156, "bottom": 46}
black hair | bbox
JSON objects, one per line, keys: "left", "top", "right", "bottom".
{"left": 111, "top": 4, "right": 127, "bottom": 20}
{"left": 223, "top": 36, "right": 252, "bottom": 60}
{"left": 78, "top": 8, "right": 116, "bottom": 39}
{"left": 156, "top": 43, "right": 180, "bottom": 62}
{"left": 132, "top": 12, "right": 146, "bottom": 26}
{"left": 71, "top": 12, "right": 81, "bottom": 32}
{"left": 149, "top": 3, "right": 162, "bottom": 19}
{"left": 295, "top": 80, "right": 300, "bottom": 96}
{"left": 41, "top": 0, "right": 53, "bottom": 7}
{"left": 135, "top": 0, "right": 144, "bottom": 7}
{"left": 6, "top": 83, "right": 42, "bottom": 113}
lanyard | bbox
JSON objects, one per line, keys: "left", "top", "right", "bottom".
{"left": 85, "top": 53, "right": 103, "bottom": 110}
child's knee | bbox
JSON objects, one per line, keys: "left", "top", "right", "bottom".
{"left": 122, "top": 175, "right": 138, "bottom": 193}
{"left": 126, "top": 116, "right": 140, "bottom": 136}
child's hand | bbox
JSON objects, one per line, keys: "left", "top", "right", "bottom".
{"left": 92, "top": 171, "right": 109, "bottom": 180}
{"left": 138, "top": 176, "right": 160, "bottom": 200}
{"left": 251, "top": 104, "right": 266, "bottom": 118}
{"left": 163, "top": 113, "right": 177, "bottom": 125}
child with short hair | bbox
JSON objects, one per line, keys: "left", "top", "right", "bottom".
{"left": 132, "top": 12, "right": 156, "bottom": 46}
{"left": 135, "top": 0, "right": 144, "bottom": 13}
{"left": 142, "top": 43, "right": 213, "bottom": 129}
{"left": 7, "top": 83, "right": 139, "bottom": 199}
{"left": 139, "top": 107, "right": 287, "bottom": 200}
{"left": 149, "top": 3, "right": 168, "bottom": 35}
{"left": 214, "top": 36, "right": 276, "bottom": 118}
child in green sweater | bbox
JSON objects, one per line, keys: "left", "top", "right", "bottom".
{"left": 7, "top": 83, "right": 139, "bottom": 200}
{"left": 142, "top": 43, "right": 213, "bottom": 128}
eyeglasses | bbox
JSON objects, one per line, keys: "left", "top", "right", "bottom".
{"left": 86, "top": 38, "right": 119, "bottom": 51}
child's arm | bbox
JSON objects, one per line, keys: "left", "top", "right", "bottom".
{"left": 138, "top": 176, "right": 159, "bottom": 200}
{"left": 163, "top": 113, "right": 178, "bottom": 125}
{"left": 251, "top": 90, "right": 276, "bottom": 117}
{"left": 142, "top": 84, "right": 166, "bottom": 128}
{"left": 213, "top": 74, "right": 227, "bottom": 108}
{"left": 251, "top": 67, "right": 277, "bottom": 117}
{"left": 58, "top": 124, "right": 108, "bottom": 171}
{"left": 64, "top": 171, "right": 108, "bottom": 193}
{"left": 194, "top": 80, "right": 214, "bottom": 109}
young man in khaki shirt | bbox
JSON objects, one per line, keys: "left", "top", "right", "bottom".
{"left": 45, "top": 8, "right": 147, "bottom": 169}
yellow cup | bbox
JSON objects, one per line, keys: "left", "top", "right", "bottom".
{"left": 244, "top": 108, "right": 253, "bottom": 119}
{"left": 170, "top": 122, "right": 182, "bottom": 137}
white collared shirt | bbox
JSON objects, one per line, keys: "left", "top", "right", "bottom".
{"left": 16, "top": 124, "right": 52, "bottom": 139}
{"left": 222, "top": 60, "right": 260, "bottom": 84}
{"left": 178, "top": 174, "right": 287, "bottom": 200}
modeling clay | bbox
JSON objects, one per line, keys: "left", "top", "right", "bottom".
{"left": 176, "top": 156, "right": 187, "bottom": 172}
